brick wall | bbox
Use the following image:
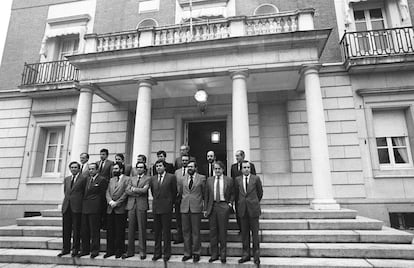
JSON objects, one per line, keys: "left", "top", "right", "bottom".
{"left": 0, "top": 97, "right": 32, "bottom": 200}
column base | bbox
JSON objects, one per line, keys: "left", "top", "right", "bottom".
{"left": 310, "top": 199, "right": 341, "bottom": 210}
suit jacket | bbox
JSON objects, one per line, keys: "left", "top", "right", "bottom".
{"left": 174, "top": 167, "right": 188, "bottom": 201}
{"left": 150, "top": 173, "right": 177, "bottom": 214}
{"left": 125, "top": 174, "right": 150, "bottom": 211}
{"left": 152, "top": 162, "right": 175, "bottom": 175}
{"left": 80, "top": 162, "right": 90, "bottom": 178}
{"left": 106, "top": 175, "right": 128, "bottom": 214}
{"left": 179, "top": 173, "right": 206, "bottom": 213}
{"left": 96, "top": 159, "right": 114, "bottom": 181}
{"left": 200, "top": 162, "right": 227, "bottom": 177}
{"left": 205, "top": 175, "right": 234, "bottom": 217}
{"left": 124, "top": 164, "right": 132, "bottom": 176}
{"left": 62, "top": 173, "right": 87, "bottom": 214}
{"left": 230, "top": 162, "right": 256, "bottom": 179}
{"left": 235, "top": 175, "right": 263, "bottom": 218}
{"left": 82, "top": 175, "right": 108, "bottom": 214}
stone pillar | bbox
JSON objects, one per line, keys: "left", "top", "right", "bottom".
{"left": 71, "top": 87, "right": 94, "bottom": 162}
{"left": 302, "top": 65, "right": 340, "bottom": 210}
{"left": 132, "top": 78, "right": 155, "bottom": 166}
{"left": 230, "top": 69, "right": 251, "bottom": 161}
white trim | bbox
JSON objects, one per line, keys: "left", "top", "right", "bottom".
{"left": 253, "top": 3, "right": 279, "bottom": 16}
{"left": 136, "top": 18, "right": 159, "bottom": 29}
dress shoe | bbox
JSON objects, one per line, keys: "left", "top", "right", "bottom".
{"left": 193, "top": 255, "right": 200, "bottom": 263}
{"left": 208, "top": 257, "right": 218, "bottom": 263}
{"left": 115, "top": 254, "right": 122, "bottom": 259}
{"left": 238, "top": 257, "right": 250, "bottom": 263}
{"left": 71, "top": 251, "right": 79, "bottom": 257}
{"left": 90, "top": 252, "right": 99, "bottom": 259}
{"left": 152, "top": 255, "right": 162, "bottom": 261}
{"left": 78, "top": 252, "right": 89, "bottom": 257}
{"left": 221, "top": 258, "right": 227, "bottom": 263}
{"left": 163, "top": 255, "right": 171, "bottom": 262}
{"left": 140, "top": 255, "right": 146, "bottom": 260}
{"left": 254, "top": 258, "right": 261, "bottom": 265}
{"left": 122, "top": 254, "right": 134, "bottom": 259}
{"left": 173, "top": 239, "right": 184, "bottom": 244}
{"left": 103, "top": 253, "right": 114, "bottom": 258}
{"left": 182, "top": 256, "right": 192, "bottom": 262}
{"left": 57, "top": 251, "right": 70, "bottom": 257}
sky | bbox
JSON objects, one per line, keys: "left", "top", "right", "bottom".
{"left": 0, "top": 0, "right": 13, "bottom": 66}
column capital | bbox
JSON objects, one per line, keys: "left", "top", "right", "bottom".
{"left": 299, "top": 64, "right": 322, "bottom": 76}
{"left": 78, "top": 83, "right": 96, "bottom": 93}
{"left": 133, "top": 76, "right": 157, "bottom": 86}
{"left": 229, "top": 69, "right": 249, "bottom": 80}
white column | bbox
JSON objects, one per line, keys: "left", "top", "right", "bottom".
{"left": 132, "top": 78, "right": 155, "bottom": 166}
{"left": 71, "top": 87, "right": 94, "bottom": 162}
{"left": 230, "top": 69, "right": 251, "bottom": 161}
{"left": 302, "top": 65, "right": 340, "bottom": 210}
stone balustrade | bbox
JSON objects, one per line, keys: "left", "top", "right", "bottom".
{"left": 84, "top": 8, "right": 314, "bottom": 53}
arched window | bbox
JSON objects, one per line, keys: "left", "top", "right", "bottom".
{"left": 253, "top": 4, "right": 279, "bottom": 16}
{"left": 136, "top": 18, "right": 158, "bottom": 29}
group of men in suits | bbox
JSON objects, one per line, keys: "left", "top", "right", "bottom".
{"left": 59, "top": 146, "right": 263, "bottom": 265}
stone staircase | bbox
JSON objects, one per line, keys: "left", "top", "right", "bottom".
{"left": 0, "top": 207, "right": 413, "bottom": 267}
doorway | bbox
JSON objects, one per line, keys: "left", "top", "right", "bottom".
{"left": 186, "top": 120, "right": 227, "bottom": 172}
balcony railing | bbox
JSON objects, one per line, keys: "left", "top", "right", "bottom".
{"left": 340, "top": 27, "right": 414, "bottom": 60}
{"left": 21, "top": 60, "right": 79, "bottom": 86}
{"left": 84, "top": 9, "right": 315, "bottom": 53}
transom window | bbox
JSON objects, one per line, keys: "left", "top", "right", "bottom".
{"left": 373, "top": 109, "right": 413, "bottom": 169}
{"left": 254, "top": 4, "right": 279, "bottom": 16}
{"left": 42, "top": 128, "right": 65, "bottom": 176}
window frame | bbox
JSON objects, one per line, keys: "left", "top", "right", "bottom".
{"left": 42, "top": 127, "right": 66, "bottom": 177}
{"left": 376, "top": 135, "right": 413, "bottom": 169}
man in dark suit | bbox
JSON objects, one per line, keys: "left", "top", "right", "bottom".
{"left": 178, "top": 160, "right": 206, "bottom": 263}
{"left": 96, "top": 148, "right": 114, "bottom": 230}
{"left": 123, "top": 162, "right": 150, "bottom": 260}
{"left": 205, "top": 161, "right": 234, "bottom": 264}
{"left": 79, "top": 153, "right": 90, "bottom": 177}
{"left": 96, "top": 148, "right": 114, "bottom": 181}
{"left": 150, "top": 159, "right": 177, "bottom": 262}
{"left": 236, "top": 161, "right": 263, "bottom": 265}
{"left": 152, "top": 150, "right": 175, "bottom": 175}
{"left": 230, "top": 150, "right": 256, "bottom": 232}
{"left": 174, "top": 145, "right": 196, "bottom": 170}
{"left": 115, "top": 153, "right": 132, "bottom": 176}
{"left": 200, "top": 150, "right": 216, "bottom": 177}
{"left": 104, "top": 163, "right": 128, "bottom": 259}
{"left": 173, "top": 154, "right": 191, "bottom": 244}
{"left": 58, "top": 161, "right": 87, "bottom": 257}
{"left": 80, "top": 163, "right": 107, "bottom": 258}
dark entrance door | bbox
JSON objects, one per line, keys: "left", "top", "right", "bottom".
{"left": 187, "top": 120, "right": 227, "bottom": 173}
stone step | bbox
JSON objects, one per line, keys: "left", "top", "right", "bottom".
{"left": 1, "top": 236, "right": 414, "bottom": 259}
{"left": 40, "top": 208, "right": 358, "bottom": 220}
{"left": 5, "top": 249, "right": 414, "bottom": 268}
{"left": 15, "top": 216, "right": 383, "bottom": 230}
{"left": 0, "top": 225, "right": 412, "bottom": 244}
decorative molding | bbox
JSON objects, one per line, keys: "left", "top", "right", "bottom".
{"left": 47, "top": 14, "right": 91, "bottom": 26}
{"left": 178, "top": 0, "right": 229, "bottom": 8}
{"left": 31, "top": 109, "right": 76, "bottom": 117}
{"left": 357, "top": 86, "right": 414, "bottom": 96}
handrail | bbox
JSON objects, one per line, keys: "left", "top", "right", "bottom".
{"left": 21, "top": 60, "right": 79, "bottom": 86}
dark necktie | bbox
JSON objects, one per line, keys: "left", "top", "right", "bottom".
{"left": 189, "top": 175, "right": 193, "bottom": 190}
{"left": 137, "top": 175, "right": 142, "bottom": 185}
{"left": 70, "top": 175, "right": 75, "bottom": 189}
{"left": 88, "top": 177, "right": 94, "bottom": 189}
{"left": 158, "top": 174, "right": 162, "bottom": 187}
{"left": 99, "top": 161, "right": 103, "bottom": 172}
{"left": 239, "top": 162, "right": 242, "bottom": 171}
{"left": 215, "top": 176, "right": 220, "bottom": 202}
{"left": 244, "top": 175, "right": 248, "bottom": 193}
{"left": 182, "top": 168, "right": 186, "bottom": 176}
{"left": 116, "top": 176, "right": 120, "bottom": 183}
{"left": 209, "top": 164, "right": 213, "bottom": 177}
{"left": 81, "top": 164, "right": 84, "bottom": 172}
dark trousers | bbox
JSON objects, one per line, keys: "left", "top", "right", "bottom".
{"left": 62, "top": 207, "right": 81, "bottom": 253}
{"left": 153, "top": 213, "right": 172, "bottom": 258}
{"left": 106, "top": 211, "right": 126, "bottom": 255}
{"left": 81, "top": 213, "right": 101, "bottom": 254}
{"left": 174, "top": 199, "right": 183, "bottom": 241}
{"left": 182, "top": 212, "right": 202, "bottom": 257}
{"left": 240, "top": 214, "right": 260, "bottom": 260}
{"left": 209, "top": 202, "right": 231, "bottom": 259}
{"left": 127, "top": 206, "right": 147, "bottom": 257}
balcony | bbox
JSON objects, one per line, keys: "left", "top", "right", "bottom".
{"left": 20, "top": 60, "right": 79, "bottom": 86}
{"left": 83, "top": 9, "right": 316, "bottom": 53}
{"left": 340, "top": 27, "right": 414, "bottom": 72}
{"left": 19, "top": 60, "right": 80, "bottom": 96}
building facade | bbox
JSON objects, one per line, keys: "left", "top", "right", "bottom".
{"left": 0, "top": 0, "right": 413, "bottom": 228}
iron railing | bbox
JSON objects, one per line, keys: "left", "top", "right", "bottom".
{"left": 340, "top": 27, "right": 414, "bottom": 60}
{"left": 21, "top": 60, "right": 79, "bottom": 86}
